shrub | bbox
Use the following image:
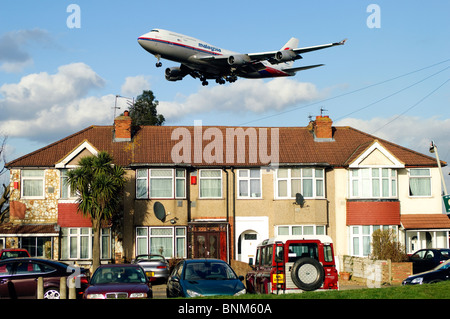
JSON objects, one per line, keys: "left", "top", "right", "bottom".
{"left": 371, "top": 229, "right": 408, "bottom": 262}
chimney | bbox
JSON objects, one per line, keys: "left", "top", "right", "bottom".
{"left": 313, "top": 115, "right": 334, "bottom": 141}
{"left": 114, "top": 110, "right": 132, "bottom": 142}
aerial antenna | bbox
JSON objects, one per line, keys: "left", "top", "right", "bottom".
{"left": 320, "top": 107, "right": 328, "bottom": 116}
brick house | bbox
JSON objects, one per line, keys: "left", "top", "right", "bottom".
{"left": 4, "top": 113, "right": 450, "bottom": 269}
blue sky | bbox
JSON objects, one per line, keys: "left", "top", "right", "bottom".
{"left": 1, "top": 1, "right": 450, "bottom": 187}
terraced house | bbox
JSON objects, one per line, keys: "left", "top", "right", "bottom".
{"left": 4, "top": 113, "right": 450, "bottom": 269}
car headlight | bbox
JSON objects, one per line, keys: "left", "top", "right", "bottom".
{"left": 129, "top": 292, "right": 147, "bottom": 299}
{"left": 234, "top": 288, "right": 246, "bottom": 296}
{"left": 186, "top": 289, "right": 203, "bottom": 297}
{"left": 411, "top": 277, "right": 423, "bottom": 284}
{"left": 86, "top": 293, "right": 105, "bottom": 299}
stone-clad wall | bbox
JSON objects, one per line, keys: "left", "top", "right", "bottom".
{"left": 9, "top": 169, "right": 59, "bottom": 224}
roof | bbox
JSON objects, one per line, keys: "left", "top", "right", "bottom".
{"left": 6, "top": 124, "right": 442, "bottom": 168}
{"left": 401, "top": 214, "right": 450, "bottom": 230}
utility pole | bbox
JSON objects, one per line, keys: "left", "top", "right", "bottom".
{"left": 429, "top": 141, "right": 450, "bottom": 213}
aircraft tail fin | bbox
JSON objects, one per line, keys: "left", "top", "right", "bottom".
{"left": 281, "top": 37, "right": 299, "bottom": 50}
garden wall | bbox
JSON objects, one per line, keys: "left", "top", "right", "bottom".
{"left": 339, "top": 255, "right": 412, "bottom": 286}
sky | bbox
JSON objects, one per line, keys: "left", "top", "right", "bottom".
{"left": 1, "top": 1, "right": 450, "bottom": 191}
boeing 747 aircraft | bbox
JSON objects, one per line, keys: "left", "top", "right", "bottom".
{"left": 138, "top": 29, "right": 346, "bottom": 86}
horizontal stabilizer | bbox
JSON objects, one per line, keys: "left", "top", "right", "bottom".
{"left": 284, "top": 64, "right": 324, "bottom": 73}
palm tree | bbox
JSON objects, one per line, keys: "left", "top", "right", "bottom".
{"left": 67, "top": 151, "right": 126, "bottom": 271}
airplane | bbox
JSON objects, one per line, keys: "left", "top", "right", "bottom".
{"left": 137, "top": 29, "right": 346, "bottom": 86}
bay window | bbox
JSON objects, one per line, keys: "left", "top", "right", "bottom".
{"left": 61, "top": 227, "right": 111, "bottom": 260}
{"left": 350, "top": 225, "right": 397, "bottom": 257}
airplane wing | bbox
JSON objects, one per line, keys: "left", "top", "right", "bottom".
{"left": 248, "top": 39, "right": 347, "bottom": 64}
{"left": 197, "top": 39, "right": 346, "bottom": 66}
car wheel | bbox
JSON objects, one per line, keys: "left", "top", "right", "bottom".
{"left": 291, "top": 257, "right": 325, "bottom": 291}
{"left": 43, "top": 287, "right": 61, "bottom": 299}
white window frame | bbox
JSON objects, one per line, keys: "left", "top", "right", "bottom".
{"left": 199, "top": 169, "right": 222, "bottom": 199}
{"left": 349, "top": 168, "right": 397, "bottom": 199}
{"left": 237, "top": 168, "right": 262, "bottom": 199}
{"left": 135, "top": 226, "right": 187, "bottom": 259}
{"left": 21, "top": 169, "right": 45, "bottom": 199}
{"left": 61, "top": 227, "right": 111, "bottom": 260}
{"left": 136, "top": 168, "right": 186, "bottom": 199}
{"left": 349, "top": 225, "right": 398, "bottom": 257}
{"left": 276, "top": 225, "right": 326, "bottom": 236}
{"left": 408, "top": 168, "right": 432, "bottom": 197}
{"left": 60, "top": 169, "right": 77, "bottom": 200}
{"left": 274, "top": 167, "right": 325, "bottom": 199}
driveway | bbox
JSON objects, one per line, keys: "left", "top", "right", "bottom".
{"left": 152, "top": 283, "right": 167, "bottom": 299}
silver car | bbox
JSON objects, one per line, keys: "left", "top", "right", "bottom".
{"left": 132, "top": 254, "right": 169, "bottom": 283}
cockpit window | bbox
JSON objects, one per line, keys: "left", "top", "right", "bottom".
{"left": 150, "top": 29, "right": 159, "bottom": 33}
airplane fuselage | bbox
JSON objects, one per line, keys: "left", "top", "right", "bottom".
{"left": 138, "top": 29, "right": 292, "bottom": 80}
{"left": 137, "top": 28, "right": 345, "bottom": 85}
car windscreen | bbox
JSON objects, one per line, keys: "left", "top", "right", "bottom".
{"left": 91, "top": 267, "right": 147, "bottom": 284}
{"left": 184, "top": 262, "right": 237, "bottom": 280}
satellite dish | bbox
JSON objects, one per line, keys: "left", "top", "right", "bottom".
{"left": 295, "top": 193, "right": 305, "bottom": 208}
{"left": 153, "top": 202, "right": 166, "bottom": 222}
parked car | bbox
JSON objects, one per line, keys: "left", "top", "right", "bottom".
{"left": 402, "top": 259, "right": 450, "bottom": 285}
{"left": 0, "top": 249, "right": 30, "bottom": 260}
{"left": 0, "top": 257, "right": 88, "bottom": 299}
{"left": 132, "top": 254, "right": 169, "bottom": 283}
{"left": 83, "top": 264, "right": 152, "bottom": 299}
{"left": 409, "top": 248, "right": 450, "bottom": 274}
{"left": 166, "top": 259, "right": 246, "bottom": 298}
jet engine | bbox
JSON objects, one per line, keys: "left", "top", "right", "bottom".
{"left": 165, "top": 67, "right": 186, "bottom": 81}
{"left": 227, "top": 54, "right": 250, "bottom": 66}
{"left": 274, "top": 50, "right": 297, "bottom": 62}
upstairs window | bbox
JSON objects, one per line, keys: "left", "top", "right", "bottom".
{"left": 136, "top": 168, "right": 186, "bottom": 199}
{"left": 21, "top": 170, "right": 45, "bottom": 199}
{"left": 275, "top": 168, "right": 324, "bottom": 199}
{"left": 409, "top": 168, "right": 431, "bottom": 197}
{"left": 350, "top": 168, "right": 397, "bottom": 199}
{"left": 237, "top": 169, "right": 262, "bottom": 198}
{"left": 199, "top": 169, "right": 222, "bottom": 198}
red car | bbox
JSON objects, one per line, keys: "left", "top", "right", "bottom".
{"left": 83, "top": 264, "right": 152, "bottom": 299}
{"left": 0, "top": 258, "right": 89, "bottom": 299}
{"left": 0, "top": 249, "right": 30, "bottom": 260}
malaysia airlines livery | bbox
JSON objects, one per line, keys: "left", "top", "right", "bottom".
{"left": 137, "top": 29, "right": 346, "bottom": 86}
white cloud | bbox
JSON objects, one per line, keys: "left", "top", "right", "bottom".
{"left": 120, "top": 75, "right": 151, "bottom": 97}
{"left": 158, "top": 78, "right": 322, "bottom": 120}
{"left": 0, "top": 63, "right": 112, "bottom": 142}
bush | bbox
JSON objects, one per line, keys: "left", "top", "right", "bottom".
{"left": 371, "top": 229, "right": 408, "bottom": 262}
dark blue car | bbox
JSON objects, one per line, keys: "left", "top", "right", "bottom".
{"left": 402, "top": 259, "right": 450, "bottom": 285}
{"left": 166, "top": 259, "right": 246, "bottom": 298}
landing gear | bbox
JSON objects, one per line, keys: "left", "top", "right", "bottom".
{"left": 215, "top": 78, "right": 226, "bottom": 85}
{"left": 226, "top": 75, "right": 238, "bottom": 83}
{"left": 155, "top": 55, "right": 162, "bottom": 68}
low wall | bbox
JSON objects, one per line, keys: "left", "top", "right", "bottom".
{"left": 339, "top": 255, "right": 412, "bottom": 286}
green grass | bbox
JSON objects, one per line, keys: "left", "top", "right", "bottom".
{"left": 208, "top": 281, "right": 450, "bottom": 299}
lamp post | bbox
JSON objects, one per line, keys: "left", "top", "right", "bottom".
{"left": 429, "top": 141, "right": 450, "bottom": 213}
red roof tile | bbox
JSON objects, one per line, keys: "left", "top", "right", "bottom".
{"left": 6, "top": 124, "right": 442, "bottom": 168}
{"left": 401, "top": 214, "right": 450, "bottom": 229}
